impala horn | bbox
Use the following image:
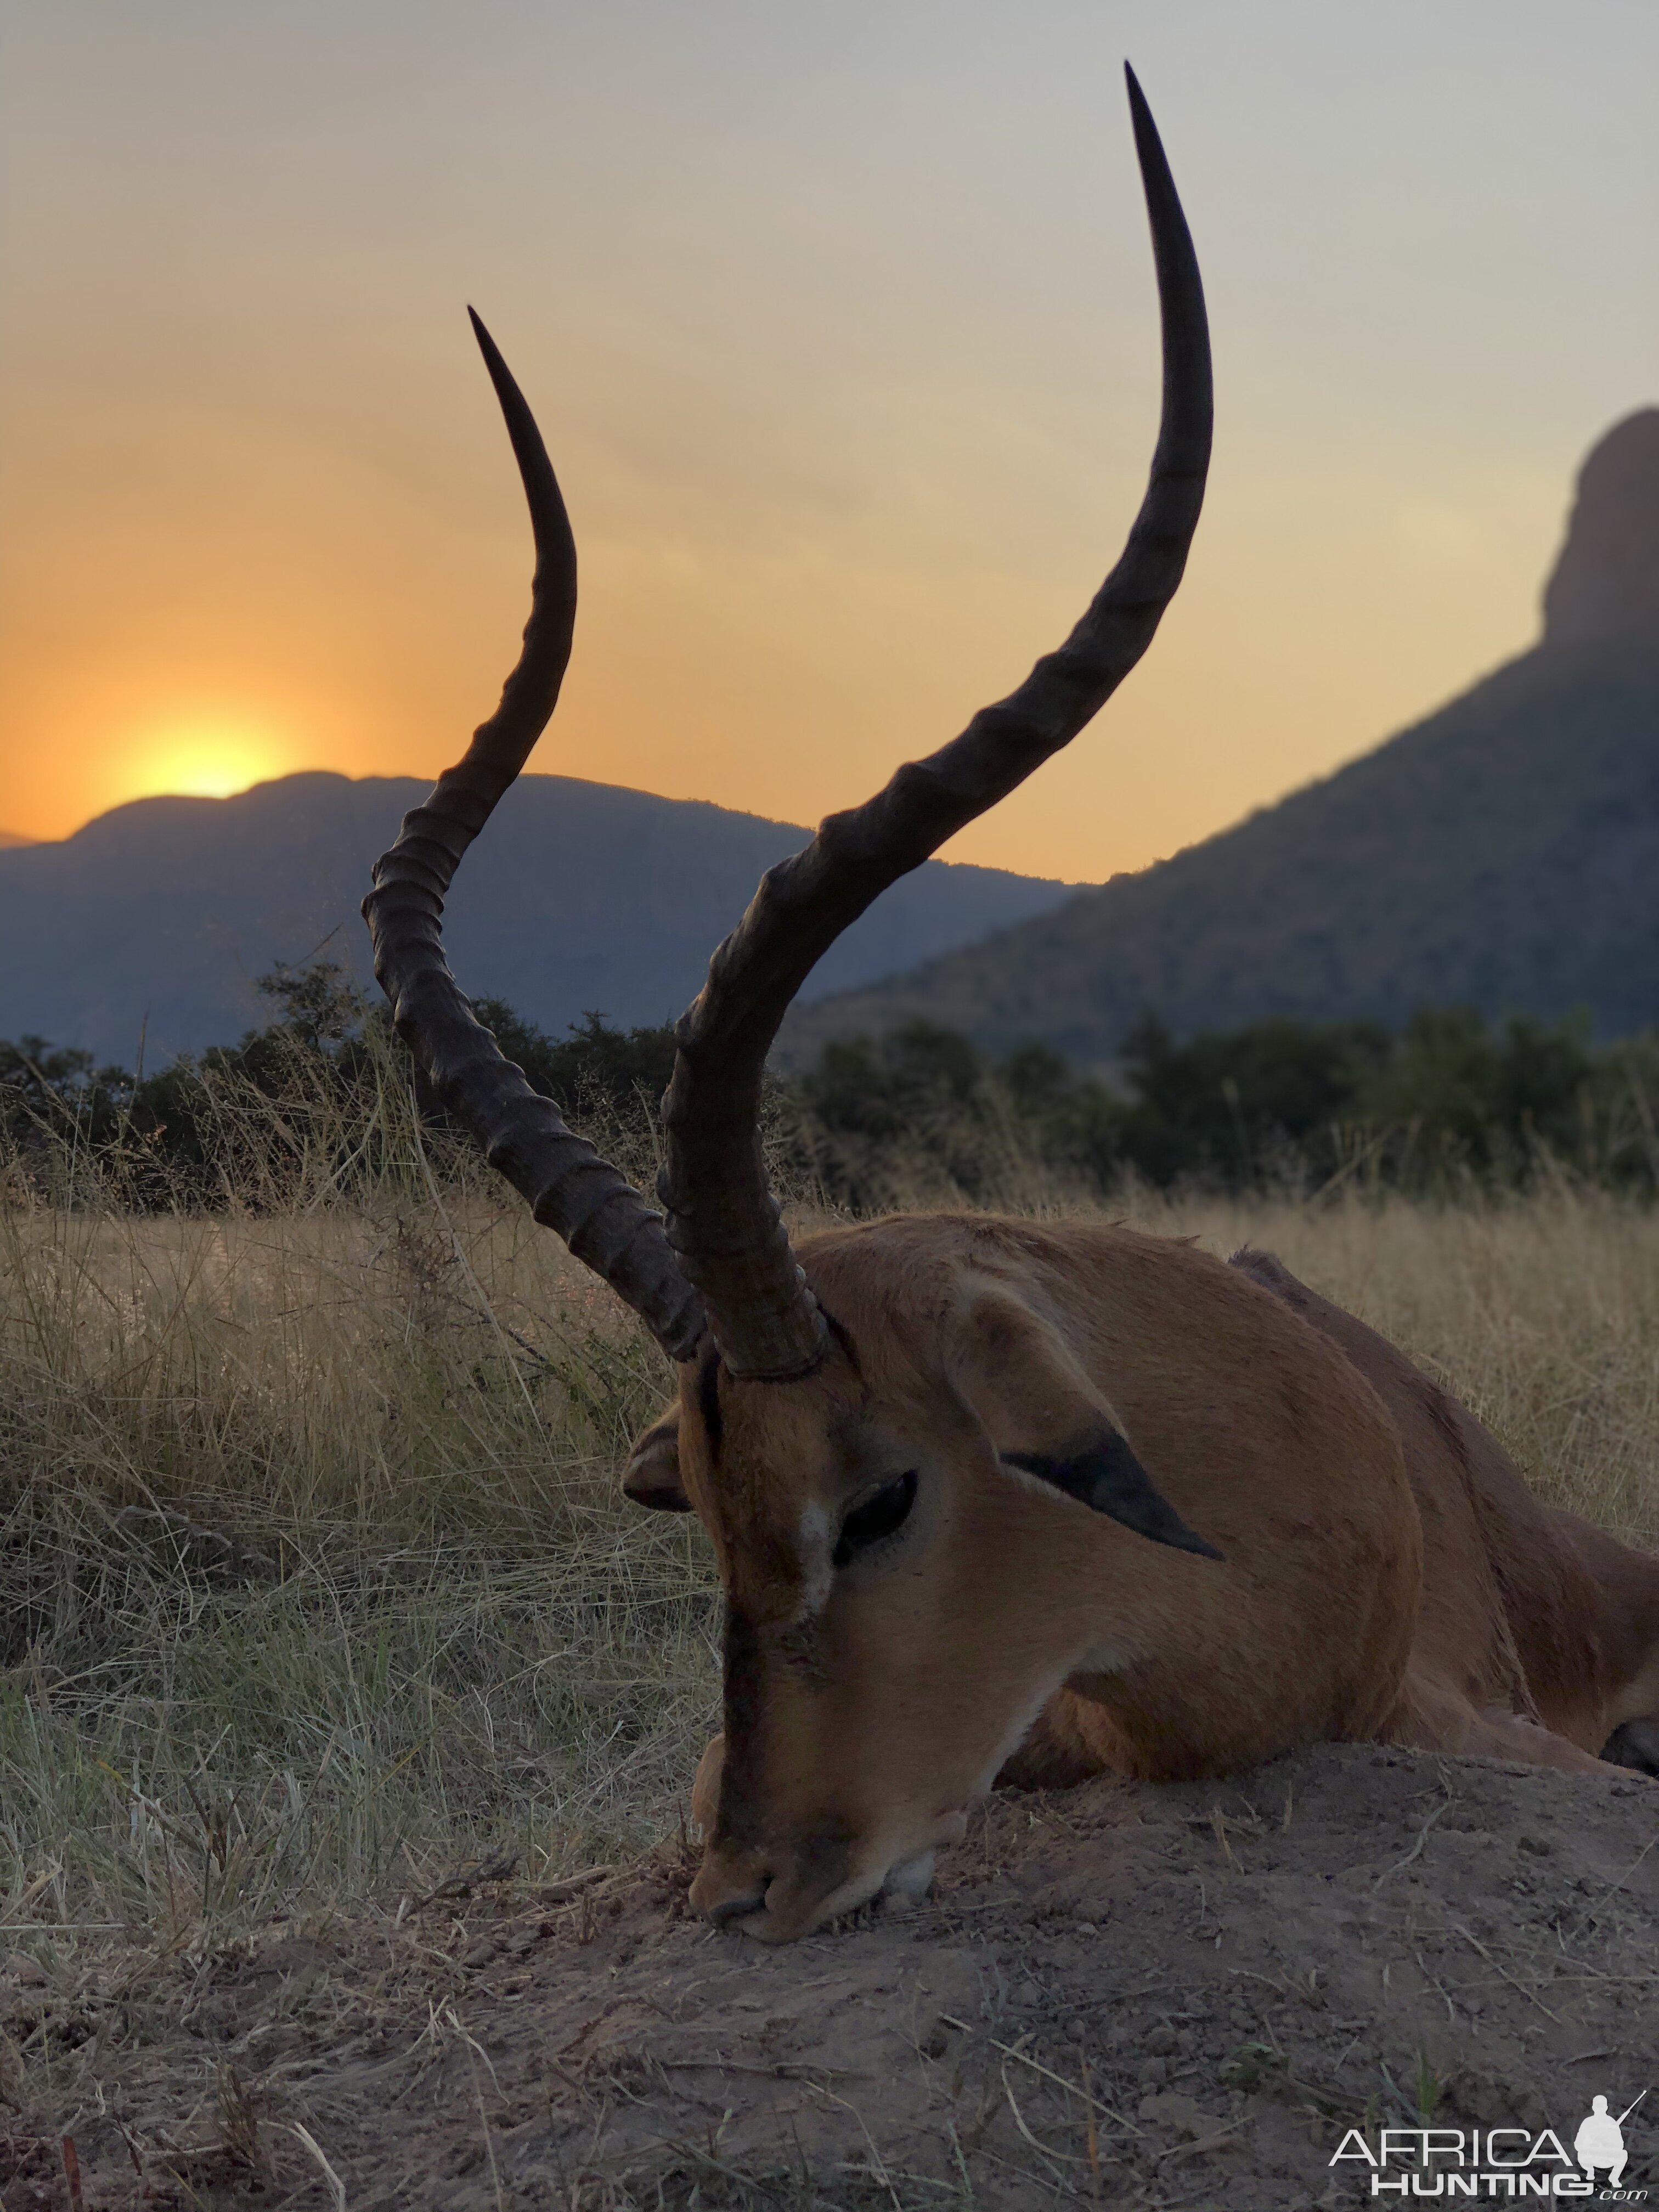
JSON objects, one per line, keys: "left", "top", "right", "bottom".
{"left": 364, "top": 65, "right": 1210, "bottom": 1383}
{"left": 363, "top": 312, "right": 704, "bottom": 1361}
{"left": 658, "top": 65, "right": 1211, "bottom": 1378}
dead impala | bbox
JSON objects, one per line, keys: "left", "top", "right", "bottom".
{"left": 365, "top": 70, "right": 1659, "bottom": 1943}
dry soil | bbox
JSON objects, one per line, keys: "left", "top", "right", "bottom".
{"left": 4, "top": 1744, "right": 1656, "bottom": 2209}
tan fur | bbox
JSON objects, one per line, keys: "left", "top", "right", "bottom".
{"left": 624, "top": 1220, "right": 1659, "bottom": 1940}
{"left": 1226, "top": 1249, "right": 1659, "bottom": 1775}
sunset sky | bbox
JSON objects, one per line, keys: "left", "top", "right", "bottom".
{"left": 2, "top": 2, "right": 1655, "bottom": 881}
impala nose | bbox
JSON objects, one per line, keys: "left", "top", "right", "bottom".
{"left": 690, "top": 1841, "right": 773, "bottom": 1926}
{"left": 707, "top": 1887, "right": 769, "bottom": 1926}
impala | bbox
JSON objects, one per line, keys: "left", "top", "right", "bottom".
{"left": 365, "top": 70, "right": 1659, "bottom": 1943}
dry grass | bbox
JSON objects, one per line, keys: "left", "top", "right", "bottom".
{"left": 0, "top": 1129, "right": 715, "bottom": 1942}
{"left": 2, "top": 1080, "right": 1657, "bottom": 1961}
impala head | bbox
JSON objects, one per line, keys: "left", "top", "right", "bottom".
{"left": 629, "top": 1218, "right": 1223, "bottom": 1938}
{"left": 364, "top": 67, "right": 1214, "bottom": 1940}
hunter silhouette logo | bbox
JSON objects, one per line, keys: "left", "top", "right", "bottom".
{"left": 1576, "top": 2093, "right": 1645, "bottom": 2191}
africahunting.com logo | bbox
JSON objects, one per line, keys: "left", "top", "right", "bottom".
{"left": 1330, "top": 2089, "right": 1649, "bottom": 2199}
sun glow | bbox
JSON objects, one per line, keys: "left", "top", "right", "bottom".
{"left": 115, "top": 719, "right": 289, "bottom": 809}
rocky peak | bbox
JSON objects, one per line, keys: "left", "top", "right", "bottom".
{"left": 1542, "top": 408, "right": 1659, "bottom": 646}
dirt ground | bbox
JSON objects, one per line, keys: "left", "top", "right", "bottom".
{"left": 3, "top": 1745, "right": 1656, "bottom": 2211}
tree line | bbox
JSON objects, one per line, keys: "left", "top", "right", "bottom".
{"left": 4, "top": 958, "right": 1658, "bottom": 1206}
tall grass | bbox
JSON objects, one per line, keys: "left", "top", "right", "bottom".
{"left": 2, "top": 1041, "right": 1655, "bottom": 1948}
{"left": 0, "top": 1039, "right": 714, "bottom": 1940}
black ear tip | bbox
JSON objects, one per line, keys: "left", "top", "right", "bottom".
{"left": 1154, "top": 1508, "right": 1223, "bottom": 1561}
{"left": 1000, "top": 1438, "right": 1222, "bottom": 1561}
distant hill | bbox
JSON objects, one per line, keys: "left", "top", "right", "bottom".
{"left": 783, "top": 411, "right": 1659, "bottom": 1066}
{"left": 0, "top": 830, "right": 35, "bottom": 850}
{"left": 0, "top": 772, "right": 1070, "bottom": 1067}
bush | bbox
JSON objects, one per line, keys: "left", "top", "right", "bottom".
{"left": 1115, "top": 1013, "right": 1391, "bottom": 1188}
{"left": 468, "top": 1003, "right": 678, "bottom": 1122}
{"left": 8, "top": 963, "right": 1659, "bottom": 1211}
{"left": 794, "top": 1006, "right": 1659, "bottom": 1201}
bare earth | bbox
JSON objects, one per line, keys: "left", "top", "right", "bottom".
{"left": 4, "top": 1745, "right": 1655, "bottom": 2210}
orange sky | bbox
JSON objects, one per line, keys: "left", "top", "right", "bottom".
{"left": 3, "top": 3, "right": 1656, "bottom": 881}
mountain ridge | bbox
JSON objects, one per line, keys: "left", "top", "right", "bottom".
{"left": 781, "top": 411, "right": 1659, "bottom": 1065}
{"left": 779, "top": 638, "right": 1659, "bottom": 1065}
{"left": 0, "top": 770, "right": 1072, "bottom": 1066}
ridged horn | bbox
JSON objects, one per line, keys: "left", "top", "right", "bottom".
{"left": 363, "top": 310, "right": 705, "bottom": 1363}
{"left": 657, "top": 65, "right": 1212, "bottom": 1380}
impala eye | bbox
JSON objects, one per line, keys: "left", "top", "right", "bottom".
{"left": 833, "top": 1470, "right": 918, "bottom": 1568}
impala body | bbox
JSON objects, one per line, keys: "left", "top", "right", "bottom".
{"left": 635, "top": 1222, "right": 1659, "bottom": 1940}
{"left": 364, "top": 70, "right": 1659, "bottom": 1946}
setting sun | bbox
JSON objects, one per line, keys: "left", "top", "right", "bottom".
{"left": 114, "top": 720, "right": 290, "bottom": 810}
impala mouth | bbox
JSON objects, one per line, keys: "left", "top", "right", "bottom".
{"left": 694, "top": 1802, "right": 972, "bottom": 1941}
{"left": 735, "top": 1866, "right": 886, "bottom": 1943}
{"left": 735, "top": 1835, "right": 961, "bottom": 1942}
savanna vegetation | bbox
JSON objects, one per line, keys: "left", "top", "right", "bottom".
{"left": 2, "top": 965, "right": 1658, "bottom": 1946}
{"left": 795, "top": 1006, "right": 1659, "bottom": 1209}
{"left": 8, "top": 956, "right": 1659, "bottom": 1211}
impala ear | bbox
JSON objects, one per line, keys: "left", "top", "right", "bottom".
{"left": 950, "top": 1286, "right": 1222, "bottom": 1561}
{"left": 622, "top": 1406, "right": 693, "bottom": 1512}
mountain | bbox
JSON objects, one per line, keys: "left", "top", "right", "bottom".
{"left": 0, "top": 830, "right": 36, "bottom": 849}
{"left": 782, "top": 410, "right": 1659, "bottom": 1067}
{"left": 0, "top": 772, "right": 1071, "bottom": 1067}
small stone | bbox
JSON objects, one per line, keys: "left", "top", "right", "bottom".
{"left": 1147, "top": 2024, "right": 1177, "bottom": 2057}
{"left": 460, "top": 1938, "right": 499, "bottom": 1970}
{"left": 1074, "top": 1919, "right": 1098, "bottom": 1937}
{"left": 1138, "top": 2056, "right": 1169, "bottom": 2089}
{"left": 3, "top": 1953, "right": 48, "bottom": 1987}
{"left": 1064, "top": 2018, "right": 1086, "bottom": 2042}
